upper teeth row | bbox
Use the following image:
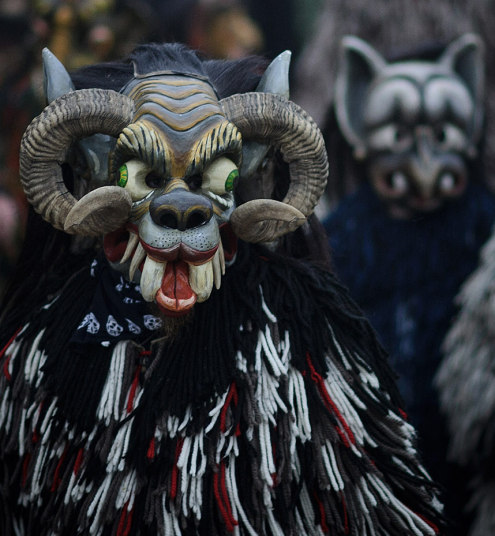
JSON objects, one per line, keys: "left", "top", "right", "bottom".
{"left": 122, "top": 232, "right": 225, "bottom": 303}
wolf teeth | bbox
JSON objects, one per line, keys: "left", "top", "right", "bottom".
{"left": 140, "top": 256, "right": 166, "bottom": 302}
{"left": 218, "top": 240, "right": 225, "bottom": 275}
{"left": 129, "top": 242, "right": 146, "bottom": 282}
{"left": 120, "top": 232, "right": 139, "bottom": 264}
{"left": 212, "top": 242, "right": 225, "bottom": 290}
{"left": 212, "top": 251, "right": 222, "bottom": 290}
{"left": 189, "top": 260, "right": 214, "bottom": 302}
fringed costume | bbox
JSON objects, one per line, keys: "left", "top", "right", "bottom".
{"left": 0, "top": 239, "right": 443, "bottom": 535}
{"left": 0, "top": 42, "right": 443, "bottom": 535}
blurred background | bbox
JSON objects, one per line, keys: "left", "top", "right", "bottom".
{"left": 2, "top": 0, "right": 495, "bottom": 283}
{"left": 0, "top": 0, "right": 324, "bottom": 294}
{"left": 1, "top": 0, "right": 495, "bottom": 279}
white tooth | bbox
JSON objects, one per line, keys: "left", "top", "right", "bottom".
{"left": 189, "top": 260, "right": 214, "bottom": 302}
{"left": 140, "top": 256, "right": 166, "bottom": 302}
{"left": 212, "top": 249, "right": 222, "bottom": 290}
{"left": 120, "top": 232, "right": 139, "bottom": 264}
{"left": 218, "top": 240, "right": 225, "bottom": 275}
{"left": 129, "top": 242, "right": 146, "bottom": 281}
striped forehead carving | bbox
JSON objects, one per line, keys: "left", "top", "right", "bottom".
{"left": 114, "top": 75, "right": 241, "bottom": 178}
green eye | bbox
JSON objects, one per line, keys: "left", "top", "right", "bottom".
{"left": 118, "top": 159, "right": 155, "bottom": 201}
{"left": 225, "top": 169, "right": 239, "bottom": 192}
{"left": 118, "top": 164, "right": 128, "bottom": 188}
{"left": 202, "top": 156, "right": 239, "bottom": 194}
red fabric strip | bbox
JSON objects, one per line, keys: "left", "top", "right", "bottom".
{"left": 220, "top": 382, "right": 238, "bottom": 433}
{"left": 0, "top": 327, "right": 22, "bottom": 361}
{"left": 313, "top": 490, "right": 330, "bottom": 534}
{"left": 306, "top": 353, "right": 356, "bottom": 446}
{"left": 213, "top": 464, "right": 237, "bottom": 532}
{"left": 170, "top": 438, "right": 184, "bottom": 499}
{"left": 126, "top": 365, "right": 142, "bottom": 414}
{"left": 73, "top": 448, "right": 84, "bottom": 475}
{"left": 51, "top": 446, "right": 68, "bottom": 492}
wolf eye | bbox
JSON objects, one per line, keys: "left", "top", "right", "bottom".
{"left": 202, "top": 157, "right": 239, "bottom": 194}
{"left": 368, "top": 125, "right": 413, "bottom": 152}
{"left": 187, "top": 174, "right": 202, "bottom": 191}
{"left": 118, "top": 165, "right": 128, "bottom": 188}
{"left": 145, "top": 171, "right": 164, "bottom": 189}
{"left": 118, "top": 159, "right": 155, "bottom": 201}
{"left": 435, "top": 124, "right": 467, "bottom": 151}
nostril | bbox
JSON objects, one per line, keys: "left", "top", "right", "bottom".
{"left": 158, "top": 211, "right": 179, "bottom": 229}
{"left": 185, "top": 209, "right": 210, "bottom": 230}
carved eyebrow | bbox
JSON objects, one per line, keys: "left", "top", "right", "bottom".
{"left": 188, "top": 121, "right": 242, "bottom": 176}
{"left": 364, "top": 77, "right": 422, "bottom": 127}
{"left": 113, "top": 122, "right": 171, "bottom": 178}
{"left": 424, "top": 77, "right": 473, "bottom": 127}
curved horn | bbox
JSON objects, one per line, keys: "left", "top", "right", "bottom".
{"left": 220, "top": 92, "right": 328, "bottom": 243}
{"left": 20, "top": 88, "right": 135, "bottom": 235}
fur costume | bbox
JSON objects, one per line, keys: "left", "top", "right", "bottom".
{"left": 436, "top": 215, "right": 495, "bottom": 536}
{"left": 0, "top": 43, "right": 442, "bottom": 535}
{"left": 324, "top": 34, "right": 495, "bottom": 535}
{"left": 325, "top": 180, "right": 495, "bottom": 462}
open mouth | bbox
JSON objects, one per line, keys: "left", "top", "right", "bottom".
{"left": 104, "top": 225, "right": 237, "bottom": 316}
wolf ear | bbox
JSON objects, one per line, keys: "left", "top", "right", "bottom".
{"left": 239, "top": 50, "right": 292, "bottom": 179}
{"left": 43, "top": 47, "right": 116, "bottom": 188}
{"left": 440, "top": 33, "right": 484, "bottom": 142}
{"left": 335, "top": 36, "right": 386, "bottom": 159}
{"left": 43, "top": 47, "right": 75, "bottom": 103}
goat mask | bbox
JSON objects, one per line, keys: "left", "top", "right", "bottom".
{"left": 19, "top": 49, "right": 328, "bottom": 316}
{"left": 335, "top": 34, "right": 483, "bottom": 218}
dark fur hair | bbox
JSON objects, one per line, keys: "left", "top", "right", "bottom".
{"left": 70, "top": 42, "right": 267, "bottom": 98}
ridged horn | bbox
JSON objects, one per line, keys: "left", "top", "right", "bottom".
{"left": 20, "top": 88, "right": 135, "bottom": 235}
{"left": 220, "top": 92, "right": 328, "bottom": 243}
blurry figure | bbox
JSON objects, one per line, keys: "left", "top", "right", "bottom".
{"left": 34, "top": 0, "right": 137, "bottom": 67}
{"left": 437, "top": 224, "right": 495, "bottom": 536}
{"left": 187, "top": 2, "right": 264, "bottom": 59}
{"left": 293, "top": 0, "right": 495, "bottom": 205}
{"left": 121, "top": 0, "right": 264, "bottom": 61}
{"left": 244, "top": 0, "right": 293, "bottom": 59}
{"left": 0, "top": 189, "right": 22, "bottom": 285}
{"left": 324, "top": 34, "right": 495, "bottom": 535}
{"left": 0, "top": 12, "right": 45, "bottom": 294}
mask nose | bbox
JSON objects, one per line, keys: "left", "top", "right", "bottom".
{"left": 150, "top": 189, "right": 213, "bottom": 231}
{"left": 410, "top": 128, "right": 443, "bottom": 198}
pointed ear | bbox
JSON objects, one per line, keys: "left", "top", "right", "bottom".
{"left": 335, "top": 36, "right": 386, "bottom": 159}
{"left": 240, "top": 50, "right": 292, "bottom": 179}
{"left": 42, "top": 48, "right": 75, "bottom": 104}
{"left": 440, "top": 33, "right": 484, "bottom": 141}
{"left": 42, "top": 47, "right": 116, "bottom": 187}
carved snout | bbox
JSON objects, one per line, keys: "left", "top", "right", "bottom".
{"left": 150, "top": 190, "right": 213, "bottom": 231}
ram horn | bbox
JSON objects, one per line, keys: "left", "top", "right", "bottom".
{"left": 20, "top": 88, "right": 135, "bottom": 235}
{"left": 220, "top": 92, "right": 328, "bottom": 243}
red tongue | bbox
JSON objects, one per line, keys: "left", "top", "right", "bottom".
{"left": 156, "top": 261, "right": 197, "bottom": 315}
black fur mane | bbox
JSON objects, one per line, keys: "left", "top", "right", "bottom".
{"left": 70, "top": 42, "right": 268, "bottom": 98}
